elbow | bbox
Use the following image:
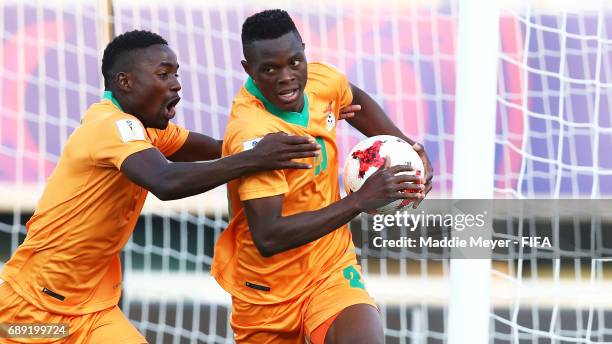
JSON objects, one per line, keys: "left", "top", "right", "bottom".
{"left": 252, "top": 231, "right": 280, "bottom": 258}
{"left": 258, "top": 248, "right": 275, "bottom": 258}
{"left": 150, "top": 187, "right": 173, "bottom": 201}
{"left": 254, "top": 240, "right": 276, "bottom": 258}
{"left": 149, "top": 181, "right": 179, "bottom": 201}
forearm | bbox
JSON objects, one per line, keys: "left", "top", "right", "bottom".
{"left": 154, "top": 151, "right": 255, "bottom": 200}
{"left": 347, "top": 85, "right": 416, "bottom": 145}
{"left": 168, "top": 132, "right": 223, "bottom": 162}
{"left": 253, "top": 193, "right": 362, "bottom": 257}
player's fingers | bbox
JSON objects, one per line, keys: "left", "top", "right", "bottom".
{"left": 388, "top": 164, "right": 415, "bottom": 174}
{"left": 394, "top": 182, "right": 425, "bottom": 192}
{"left": 283, "top": 151, "right": 318, "bottom": 160}
{"left": 378, "top": 156, "right": 391, "bottom": 171}
{"left": 410, "top": 194, "right": 427, "bottom": 208}
{"left": 339, "top": 104, "right": 361, "bottom": 114}
{"left": 282, "top": 161, "right": 313, "bottom": 169}
{"left": 413, "top": 143, "right": 431, "bottom": 163}
{"left": 425, "top": 173, "right": 433, "bottom": 183}
{"left": 382, "top": 155, "right": 391, "bottom": 170}
{"left": 267, "top": 131, "right": 289, "bottom": 138}
{"left": 393, "top": 174, "right": 425, "bottom": 184}
{"left": 284, "top": 143, "right": 320, "bottom": 153}
{"left": 412, "top": 184, "right": 432, "bottom": 208}
{"left": 338, "top": 112, "right": 355, "bottom": 120}
{"left": 391, "top": 190, "right": 423, "bottom": 200}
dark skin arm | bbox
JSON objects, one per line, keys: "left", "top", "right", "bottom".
{"left": 167, "top": 132, "right": 222, "bottom": 162}
{"left": 121, "top": 132, "right": 319, "bottom": 201}
{"left": 347, "top": 83, "right": 433, "bottom": 205}
{"left": 244, "top": 160, "right": 425, "bottom": 257}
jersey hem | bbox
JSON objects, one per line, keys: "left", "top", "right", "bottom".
{"left": 1, "top": 276, "right": 120, "bottom": 316}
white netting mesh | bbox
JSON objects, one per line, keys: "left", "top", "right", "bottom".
{"left": 493, "top": 2, "right": 612, "bottom": 343}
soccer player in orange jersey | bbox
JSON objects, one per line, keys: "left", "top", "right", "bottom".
{"left": 212, "top": 10, "right": 433, "bottom": 344}
{"left": 0, "top": 30, "right": 325, "bottom": 343}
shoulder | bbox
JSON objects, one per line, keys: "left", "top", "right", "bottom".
{"left": 226, "top": 88, "right": 279, "bottom": 139}
{"left": 81, "top": 101, "right": 147, "bottom": 143}
{"left": 307, "top": 62, "right": 350, "bottom": 98}
{"left": 224, "top": 116, "right": 276, "bottom": 154}
{"left": 308, "top": 62, "right": 347, "bottom": 82}
{"left": 223, "top": 94, "right": 272, "bottom": 155}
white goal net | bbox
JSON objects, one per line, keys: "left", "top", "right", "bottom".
{"left": 492, "top": 1, "right": 612, "bottom": 343}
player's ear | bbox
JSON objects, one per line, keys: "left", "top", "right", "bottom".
{"left": 241, "top": 60, "right": 252, "bottom": 77}
{"left": 116, "top": 72, "right": 132, "bottom": 93}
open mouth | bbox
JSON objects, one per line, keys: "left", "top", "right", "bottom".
{"left": 165, "top": 96, "right": 181, "bottom": 119}
{"left": 277, "top": 88, "right": 300, "bottom": 104}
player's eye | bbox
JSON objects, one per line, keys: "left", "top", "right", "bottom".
{"left": 264, "top": 67, "right": 275, "bottom": 74}
{"left": 291, "top": 59, "right": 301, "bottom": 67}
{"left": 158, "top": 72, "right": 169, "bottom": 80}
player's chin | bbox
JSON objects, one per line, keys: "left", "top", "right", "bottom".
{"left": 151, "top": 117, "right": 170, "bottom": 130}
{"left": 273, "top": 92, "right": 303, "bottom": 112}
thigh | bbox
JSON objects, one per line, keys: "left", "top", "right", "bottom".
{"left": 80, "top": 306, "right": 146, "bottom": 344}
{"left": 304, "top": 264, "right": 381, "bottom": 344}
{"left": 230, "top": 296, "right": 303, "bottom": 344}
{"left": 324, "top": 304, "right": 382, "bottom": 344}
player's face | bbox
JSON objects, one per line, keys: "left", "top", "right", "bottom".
{"left": 129, "top": 44, "right": 181, "bottom": 129}
{"left": 243, "top": 32, "right": 307, "bottom": 113}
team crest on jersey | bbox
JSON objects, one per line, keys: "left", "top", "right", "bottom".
{"left": 243, "top": 137, "right": 263, "bottom": 151}
{"left": 116, "top": 119, "right": 146, "bottom": 143}
{"left": 324, "top": 101, "right": 335, "bottom": 131}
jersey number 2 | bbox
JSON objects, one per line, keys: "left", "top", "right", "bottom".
{"left": 342, "top": 265, "right": 365, "bottom": 289}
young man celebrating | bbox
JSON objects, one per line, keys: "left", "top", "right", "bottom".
{"left": 212, "top": 10, "right": 433, "bottom": 344}
{"left": 0, "top": 30, "right": 322, "bottom": 343}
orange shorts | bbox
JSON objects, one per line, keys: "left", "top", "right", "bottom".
{"left": 0, "top": 281, "right": 146, "bottom": 344}
{"left": 230, "top": 264, "right": 377, "bottom": 344}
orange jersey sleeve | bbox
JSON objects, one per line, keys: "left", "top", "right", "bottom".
{"left": 147, "top": 121, "right": 190, "bottom": 158}
{"left": 223, "top": 104, "right": 289, "bottom": 201}
{"left": 90, "top": 115, "right": 154, "bottom": 169}
{"left": 310, "top": 62, "right": 353, "bottom": 109}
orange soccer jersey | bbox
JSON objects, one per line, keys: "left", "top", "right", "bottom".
{"left": 211, "top": 62, "right": 358, "bottom": 305}
{"left": 0, "top": 92, "right": 188, "bottom": 315}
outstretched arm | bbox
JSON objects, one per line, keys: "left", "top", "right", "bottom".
{"left": 121, "top": 133, "right": 319, "bottom": 201}
{"left": 244, "top": 162, "right": 424, "bottom": 257}
{"left": 168, "top": 132, "right": 222, "bottom": 162}
{"left": 347, "top": 83, "right": 433, "bottom": 203}
{"left": 165, "top": 104, "right": 363, "bottom": 163}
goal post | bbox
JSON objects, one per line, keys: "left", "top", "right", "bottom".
{"left": 450, "top": 0, "right": 500, "bottom": 343}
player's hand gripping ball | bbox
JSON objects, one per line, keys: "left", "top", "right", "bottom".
{"left": 343, "top": 135, "right": 424, "bottom": 214}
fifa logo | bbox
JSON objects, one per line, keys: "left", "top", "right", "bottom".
{"left": 324, "top": 101, "right": 335, "bottom": 131}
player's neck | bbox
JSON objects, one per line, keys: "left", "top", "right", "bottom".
{"left": 245, "top": 77, "right": 308, "bottom": 117}
{"left": 102, "top": 90, "right": 124, "bottom": 111}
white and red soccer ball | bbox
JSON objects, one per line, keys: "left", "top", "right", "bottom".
{"left": 343, "top": 135, "right": 424, "bottom": 214}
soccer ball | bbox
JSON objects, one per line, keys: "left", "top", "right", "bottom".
{"left": 343, "top": 135, "right": 424, "bottom": 214}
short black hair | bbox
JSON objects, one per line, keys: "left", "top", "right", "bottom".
{"left": 241, "top": 9, "right": 302, "bottom": 59}
{"left": 101, "top": 30, "right": 167, "bottom": 88}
